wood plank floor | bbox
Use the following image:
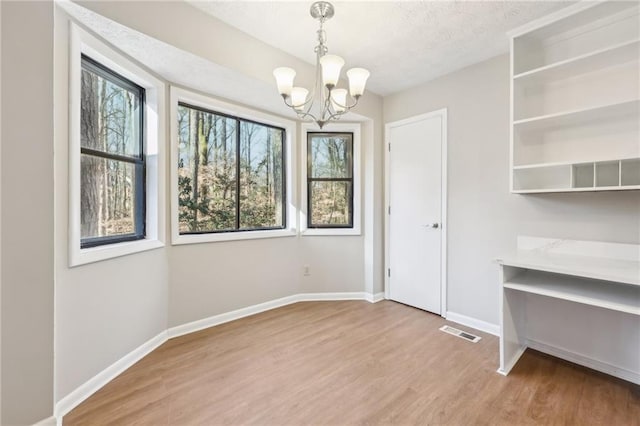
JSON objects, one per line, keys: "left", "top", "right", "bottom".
{"left": 64, "top": 301, "right": 640, "bottom": 425}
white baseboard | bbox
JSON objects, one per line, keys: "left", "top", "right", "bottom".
{"left": 298, "top": 291, "right": 370, "bottom": 302}
{"left": 445, "top": 311, "right": 499, "bottom": 336}
{"left": 497, "top": 344, "right": 527, "bottom": 376}
{"left": 526, "top": 339, "right": 640, "bottom": 385}
{"left": 366, "top": 292, "right": 385, "bottom": 303}
{"left": 168, "top": 292, "right": 382, "bottom": 338}
{"left": 54, "top": 330, "right": 168, "bottom": 421}
{"left": 32, "top": 416, "right": 57, "bottom": 426}
{"left": 167, "top": 294, "right": 300, "bottom": 338}
{"left": 54, "top": 292, "right": 382, "bottom": 423}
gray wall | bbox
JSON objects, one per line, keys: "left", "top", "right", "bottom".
{"left": 1, "top": 2, "right": 55, "bottom": 424}
{"left": 169, "top": 236, "right": 367, "bottom": 327}
{"left": 52, "top": 7, "right": 170, "bottom": 402}
{"left": 1, "top": 2, "right": 3, "bottom": 422}
{"left": 384, "top": 54, "right": 640, "bottom": 326}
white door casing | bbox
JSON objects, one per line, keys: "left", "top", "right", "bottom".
{"left": 385, "top": 109, "right": 447, "bottom": 315}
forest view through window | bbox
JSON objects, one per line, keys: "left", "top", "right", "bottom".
{"left": 307, "top": 132, "right": 354, "bottom": 228}
{"left": 80, "top": 55, "right": 145, "bottom": 248}
{"left": 177, "top": 103, "right": 285, "bottom": 234}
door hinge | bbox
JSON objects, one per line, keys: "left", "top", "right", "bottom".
{"left": 388, "top": 143, "right": 391, "bottom": 152}
{"left": 388, "top": 205, "right": 391, "bottom": 215}
{"left": 388, "top": 268, "right": 391, "bottom": 278}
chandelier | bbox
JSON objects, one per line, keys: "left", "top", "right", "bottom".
{"left": 273, "top": 1, "right": 370, "bottom": 129}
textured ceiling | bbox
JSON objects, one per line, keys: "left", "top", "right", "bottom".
{"left": 188, "top": 1, "right": 574, "bottom": 96}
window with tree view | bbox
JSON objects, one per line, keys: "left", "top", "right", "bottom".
{"left": 307, "top": 132, "right": 353, "bottom": 228}
{"left": 177, "top": 103, "right": 285, "bottom": 234}
{"left": 80, "top": 55, "right": 145, "bottom": 248}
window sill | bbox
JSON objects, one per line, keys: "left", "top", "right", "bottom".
{"left": 301, "top": 228, "right": 361, "bottom": 236}
{"left": 172, "top": 228, "right": 297, "bottom": 245}
{"left": 69, "top": 238, "right": 164, "bottom": 267}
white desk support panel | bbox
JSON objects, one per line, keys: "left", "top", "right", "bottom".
{"left": 497, "top": 236, "right": 640, "bottom": 385}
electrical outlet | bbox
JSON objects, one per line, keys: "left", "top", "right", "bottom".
{"left": 303, "top": 265, "right": 311, "bottom": 276}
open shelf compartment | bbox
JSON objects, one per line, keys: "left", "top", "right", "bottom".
{"left": 514, "top": 39, "right": 640, "bottom": 83}
{"left": 595, "top": 161, "right": 620, "bottom": 187}
{"left": 504, "top": 269, "right": 640, "bottom": 316}
{"left": 513, "top": 164, "right": 570, "bottom": 192}
{"left": 514, "top": 99, "right": 640, "bottom": 133}
{"left": 513, "top": 2, "right": 639, "bottom": 75}
{"left": 572, "top": 163, "right": 594, "bottom": 188}
{"left": 621, "top": 159, "right": 640, "bottom": 186}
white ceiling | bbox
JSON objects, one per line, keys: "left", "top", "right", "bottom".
{"left": 188, "top": 0, "right": 574, "bottom": 96}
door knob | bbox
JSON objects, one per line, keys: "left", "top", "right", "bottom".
{"left": 423, "top": 223, "right": 439, "bottom": 229}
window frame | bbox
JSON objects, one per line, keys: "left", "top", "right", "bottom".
{"left": 69, "top": 24, "right": 165, "bottom": 267}
{"left": 176, "top": 101, "right": 287, "bottom": 235}
{"left": 301, "top": 123, "right": 361, "bottom": 236}
{"left": 79, "top": 54, "right": 147, "bottom": 249}
{"left": 306, "top": 132, "right": 354, "bottom": 229}
{"left": 170, "top": 87, "right": 297, "bottom": 245}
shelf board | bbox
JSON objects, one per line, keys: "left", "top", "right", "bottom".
{"left": 513, "top": 2, "right": 639, "bottom": 42}
{"left": 499, "top": 249, "right": 640, "bottom": 286}
{"left": 514, "top": 39, "right": 640, "bottom": 84}
{"left": 514, "top": 99, "right": 640, "bottom": 133}
{"left": 512, "top": 185, "right": 640, "bottom": 194}
{"left": 504, "top": 270, "right": 640, "bottom": 316}
{"left": 513, "top": 162, "right": 571, "bottom": 170}
{"left": 513, "top": 156, "right": 640, "bottom": 170}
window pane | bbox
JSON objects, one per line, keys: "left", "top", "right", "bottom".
{"left": 310, "top": 181, "right": 352, "bottom": 226}
{"left": 177, "top": 104, "right": 238, "bottom": 233}
{"left": 81, "top": 64, "right": 142, "bottom": 158}
{"left": 309, "top": 134, "right": 352, "bottom": 178}
{"left": 239, "top": 123, "right": 284, "bottom": 229}
{"left": 81, "top": 154, "right": 138, "bottom": 239}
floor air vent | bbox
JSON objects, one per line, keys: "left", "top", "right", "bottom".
{"left": 439, "top": 325, "right": 481, "bottom": 343}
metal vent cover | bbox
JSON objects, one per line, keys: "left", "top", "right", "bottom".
{"left": 439, "top": 325, "right": 481, "bottom": 343}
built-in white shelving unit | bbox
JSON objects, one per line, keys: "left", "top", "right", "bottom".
{"left": 497, "top": 236, "right": 640, "bottom": 384}
{"left": 510, "top": 1, "right": 640, "bottom": 193}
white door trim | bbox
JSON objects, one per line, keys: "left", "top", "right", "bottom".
{"left": 384, "top": 108, "right": 448, "bottom": 317}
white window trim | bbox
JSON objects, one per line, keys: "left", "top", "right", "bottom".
{"left": 169, "top": 86, "right": 297, "bottom": 245}
{"left": 300, "top": 122, "right": 362, "bottom": 236}
{"left": 68, "top": 23, "right": 166, "bottom": 267}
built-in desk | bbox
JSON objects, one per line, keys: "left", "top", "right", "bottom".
{"left": 497, "top": 237, "right": 640, "bottom": 384}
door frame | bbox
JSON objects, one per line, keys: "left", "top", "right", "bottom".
{"left": 384, "top": 108, "right": 448, "bottom": 317}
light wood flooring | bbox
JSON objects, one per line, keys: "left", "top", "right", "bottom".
{"left": 64, "top": 300, "right": 640, "bottom": 425}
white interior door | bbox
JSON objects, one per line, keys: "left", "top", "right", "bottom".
{"left": 387, "top": 112, "right": 445, "bottom": 314}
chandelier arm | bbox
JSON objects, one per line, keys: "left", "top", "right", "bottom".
{"left": 295, "top": 110, "right": 321, "bottom": 123}
{"left": 280, "top": 93, "right": 318, "bottom": 121}
{"left": 325, "top": 96, "right": 360, "bottom": 122}
{"left": 329, "top": 95, "right": 360, "bottom": 111}
{"left": 325, "top": 109, "right": 347, "bottom": 122}
{"left": 281, "top": 94, "right": 315, "bottom": 111}
{"left": 283, "top": 90, "right": 359, "bottom": 113}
